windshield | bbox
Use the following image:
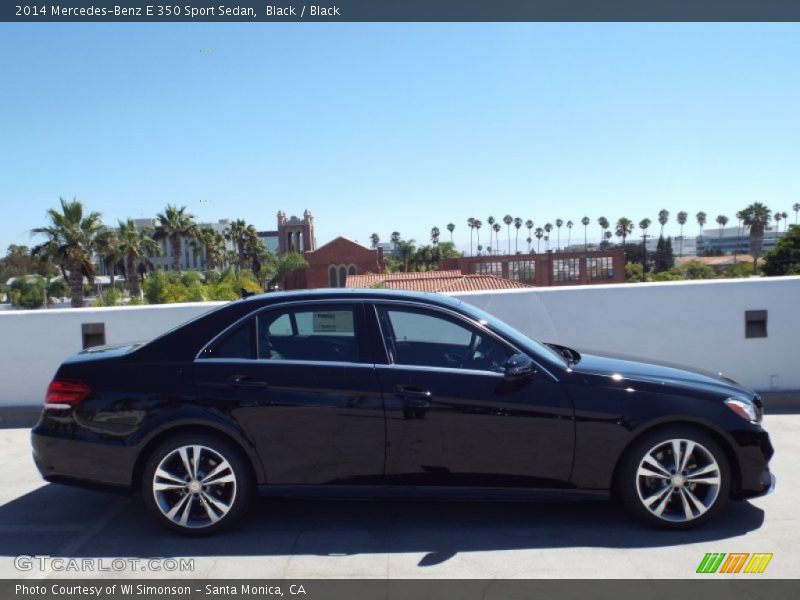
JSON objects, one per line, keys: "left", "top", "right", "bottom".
{"left": 456, "top": 301, "right": 568, "bottom": 369}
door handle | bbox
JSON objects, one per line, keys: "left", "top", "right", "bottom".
{"left": 229, "top": 375, "right": 267, "bottom": 389}
{"left": 393, "top": 385, "right": 432, "bottom": 400}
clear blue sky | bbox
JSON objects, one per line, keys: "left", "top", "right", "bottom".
{"left": 2, "top": 23, "right": 800, "bottom": 253}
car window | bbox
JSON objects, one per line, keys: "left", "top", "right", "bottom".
{"left": 380, "top": 307, "right": 511, "bottom": 372}
{"left": 198, "top": 319, "right": 254, "bottom": 360}
{"left": 257, "top": 306, "right": 359, "bottom": 362}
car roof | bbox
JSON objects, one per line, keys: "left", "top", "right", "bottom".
{"left": 239, "top": 288, "right": 465, "bottom": 309}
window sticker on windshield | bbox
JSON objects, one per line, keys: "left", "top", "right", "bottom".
{"left": 313, "top": 311, "right": 354, "bottom": 333}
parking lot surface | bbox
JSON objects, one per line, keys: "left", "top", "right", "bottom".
{"left": 1, "top": 414, "right": 796, "bottom": 579}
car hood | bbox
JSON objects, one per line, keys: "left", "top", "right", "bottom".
{"left": 568, "top": 350, "right": 753, "bottom": 398}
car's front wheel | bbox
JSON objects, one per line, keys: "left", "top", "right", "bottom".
{"left": 141, "top": 433, "right": 253, "bottom": 534}
{"left": 616, "top": 426, "right": 731, "bottom": 529}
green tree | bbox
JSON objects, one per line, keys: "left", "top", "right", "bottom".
{"left": 581, "top": 216, "right": 590, "bottom": 251}
{"left": 762, "top": 224, "right": 800, "bottom": 276}
{"left": 195, "top": 227, "right": 227, "bottom": 271}
{"left": 95, "top": 229, "right": 124, "bottom": 288}
{"left": 615, "top": 217, "right": 633, "bottom": 248}
{"left": 503, "top": 214, "right": 514, "bottom": 254}
{"left": 554, "top": 218, "right": 563, "bottom": 251}
{"left": 676, "top": 211, "right": 688, "bottom": 256}
{"left": 31, "top": 197, "right": 104, "bottom": 308}
{"left": 625, "top": 263, "right": 645, "bottom": 282}
{"left": 740, "top": 202, "right": 772, "bottom": 272}
{"left": 534, "top": 227, "right": 544, "bottom": 253}
{"left": 793, "top": 203, "right": 800, "bottom": 225}
{"left": 430, "top": 226, "right": 440, "bottom": 246}
{"left": 653, "top": 235, "right": 675, "bottom": 273}
{"left": 681, "top": 260, "right": 717, "bottom": 280}
{"left": 514, "top": 217, "right": 523, "bottom": 254}
{"left": 658, "top": 209, "right": 670, "bottom": 237}
{"left": 446, "top": 223, "right": 455, "bottom": 243}
{"left": 118, "top": 219, "right": 161, "bottom": 297}
{"left": 597, "top": 216, "right": 610, "bottom": 247}
{"left": 370, "top": 233, "right": 380, "bottom": 247}
{"left": 155, "top": 205, "right": 196, "bottom": 273}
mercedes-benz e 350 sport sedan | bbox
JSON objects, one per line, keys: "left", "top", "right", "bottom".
{"left": 32, "top": 290, "right": 775, "bottom": 534}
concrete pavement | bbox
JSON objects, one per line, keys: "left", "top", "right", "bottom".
{"left": 0, "top": 414, "right": 796, "bottom": 579}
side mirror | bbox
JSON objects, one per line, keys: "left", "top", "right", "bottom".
{"left": 504, "top": 353, "right": 537, "bottom": 382}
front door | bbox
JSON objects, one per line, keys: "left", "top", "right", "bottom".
{"left": 372, "top": 303, "right": 574, "bottom": 488}
{"left": 194, "top": 302, "right": 385, "bottom": 485}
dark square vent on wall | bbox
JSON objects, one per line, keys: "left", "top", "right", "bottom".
{"left": 81, "top": 322, "right": 106, "bottom": 349}
{"left": 744, "top": 310, "right": 767, "bottom": 339}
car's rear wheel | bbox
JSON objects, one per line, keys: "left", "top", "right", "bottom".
{"left": 616, "top": 426, "right": 731, "bottom": 529}
{"left": 141, "top": 433, "right": 253, "bottom": 534}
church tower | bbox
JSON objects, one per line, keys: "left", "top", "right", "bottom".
{"left": 278, "top": 209, "right": 315, "bottom": 254}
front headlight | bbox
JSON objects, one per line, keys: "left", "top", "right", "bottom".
{"left": 724, "top": 397, "right": 762, "bottom": 423}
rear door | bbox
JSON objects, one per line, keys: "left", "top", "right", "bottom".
{"left": 193, "top": 301, "right": 385, "bottom": 485}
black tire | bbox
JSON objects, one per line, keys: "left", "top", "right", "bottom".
{"left": 141, "top": 432, "right": 254, "bottom": 535}
{"left": 615, "top": 426, "right": 732, "bottom": 529}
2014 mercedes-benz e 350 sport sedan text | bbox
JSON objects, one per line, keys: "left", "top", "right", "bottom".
{"left": 31, "top": 290, "right": 775, "bottom": 534}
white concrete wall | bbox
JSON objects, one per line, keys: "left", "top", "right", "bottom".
{"left": 0, "top": 302, "right": 225, "bottom": 408}
{"left": 451, "top": 276, "right": 800, "bottom": 394}
{"left": 1, "top": 277, "right": 798, "bottom": 407}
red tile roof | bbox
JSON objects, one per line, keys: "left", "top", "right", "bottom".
{"left": 346, "top": 271, "right": 530, "bottom": 292}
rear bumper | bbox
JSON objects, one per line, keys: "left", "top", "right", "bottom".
{"left": 31, "top": 427, "right": 136, "bottom": 491}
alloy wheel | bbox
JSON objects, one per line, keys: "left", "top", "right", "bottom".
{"left": 635, "top": 438, "right": 722, "bottom": 523}
{"left": 152, "top": 444, "right": 237, "bottom": 529}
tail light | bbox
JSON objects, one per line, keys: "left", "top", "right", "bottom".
{"left": 45, "top": 379, "right": 91, "bottom": 411}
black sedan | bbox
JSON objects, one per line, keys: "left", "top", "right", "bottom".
{"left": 32, "top": 289, "right": 775, "bottom": 534}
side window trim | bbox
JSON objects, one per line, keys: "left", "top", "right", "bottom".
{"left": 195, "top": 299, "right": 369, "bottom": 364}
{"left": 372, "top": 301, "right": 518, "bottom": 373}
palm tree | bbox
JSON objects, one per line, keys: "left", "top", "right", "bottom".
{"left": 544, "top": 223, "right": 553, "bottom": 251}
{"left": 467, "top": 218, "right": 475, "bottom": 255}
{"left": 96, "top": 229, "right": 123, "bottom": 288}
{"left": 370, "top": 233, "right": 380, "bottom": 248}
{"left": 118, "top": 219, "right": 161, "bottom": 297}
{"left": 773, "top": 212, "right": 782, "bottom": 238}
{"left": 597, "top": 216, "right": 610, "bottom": 248}
{"left": 430, "top": 226, "right": 440, "bottom": 245}
{"left": 525, "top": 219, "right": 534, "bottom": 251}
{"left": 740, "top": 203, "right": 771, "bottom": 271}
{"left": 615, "top": 217, "right": 633, "bottom": 247}
{"left": 503, "top": 215, "right": 513, "bottom": 254}
{"left": 31, "top": 197, "right": 104, "bottom": 308}
{"left": 513, "top": 217, "right": 523, "bottom": 254}
{"left": 639, "top": 218, "right": 651, "bottom": 269}
{"left": 155, "top": 204, "right": 196, "bottom": 273}
{"left": 603, "top": 231, "right": 613, "bottom": 247}
{"left": 782, "top": 211, "right": 789, "bottom": 231}
{"left": 716, "top": 215, "right": 729, "bottom": 249}
{"left": 544, "top": 235, "right": 550, "bottom": 251}
{"left": 225, "top": 218, "right": 249, "bottom": 270}
{"left": 793, "top": 203, "right": 800, "bottom": 225}
{"left": 487, "top": 216, "right": 496, "bottom": 251}
{"left": 446, "top": 223, "right": 455, "bottom": 243}
{"left": 696, "top": 211, "right": 707, "bottom": 252}
{"left": 735, "top": 210, "right": 745, "bottom": 258}
{"left": 526, "top": 236, "right": 532, "bottom": 252}
{"left": 676, "top": 211, "right": 688, "bottom": 256}
{"left": 473, "top": 220, "right": 482, "bottom": 250}
{"left": 391, "top": 231, "right": 401, "bottom": 244}
{"left": 196, "top": 227, "right": 226, "bottom": 271}
{"left": 492, "top": 222, "right": 501, "bottom": 254}
{"left": 566, "top": 220, "right": 574, "bottom": 249}
{"left": 476, "top": 244, "right": 483, "bottom": 256}
{"left": 658, "top": 209, "right": 670, "bottom": 237}
{"left": 555, "top": 219, "right": 563, "bottom": 251}
{"left": 534, "top": 227, "right": 544, "bottom": 253}
{"left": 581, "top": 216, "right": 590, "bottom": 251}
